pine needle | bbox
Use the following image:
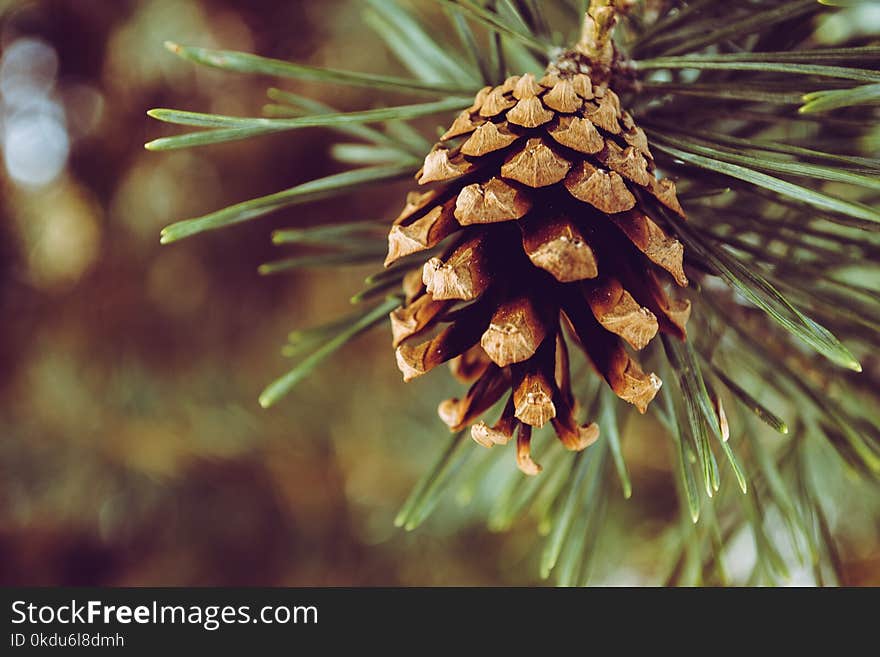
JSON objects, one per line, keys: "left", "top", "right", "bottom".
{"left": 160, "top": 164, "right": 415, "bottom": 243}
{"left": 164, "top": 41, "right": 480, "bottom": 95}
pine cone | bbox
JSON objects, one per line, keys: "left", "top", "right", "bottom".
{"left": 386, "top": 58, "right": 691, "bottom": 474}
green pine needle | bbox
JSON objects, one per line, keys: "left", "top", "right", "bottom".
{"left": 599, "top": 388, "right": 632, "bottom": 499}
{"left": 258, "top": 251, "right": 386, "bottom": 275}
{"left": 662, "top": 335, "right": 721, "bottom": 497}
{"left": 709, "top": 366, "right": 790, "bottom": 436}
{"left": 540, "top": 449, "right": 593, "bottom": 578}
{"left": 672, "top": 217, "right": 862, "bottom": 372}
{"left": 800, "top": 83, "right": 880, "bottom": 113}
{"left": 145, "top": 98, "right": 470, "bottom": 151}
{"left": 164, "top": 41, "right": 480, "bottom": 95}
{"left": 259, "top": 297, "right": 400, "bottom": 409}
{"left": 394, "top": 430, "right": 472, "bottom": 530}
{"left": 653, "top": 138, "right": 880, "bottom": 226}
{"left": 636, "top": 59, "right": 880, "bottom": 84}
{"left": 160, "top": 164, "right": 414, "bottom": 243}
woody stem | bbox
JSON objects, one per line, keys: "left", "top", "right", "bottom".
{"left": 576, "top": 0, "right": 620, "bottom": 71}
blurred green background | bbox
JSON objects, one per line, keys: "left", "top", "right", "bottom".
{"left": 1, "top": 0, "right": 878, "bottom": 586}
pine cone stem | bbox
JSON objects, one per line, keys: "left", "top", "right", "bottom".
{"left": 576, "top": 0, "right": 621, "bottom": 79}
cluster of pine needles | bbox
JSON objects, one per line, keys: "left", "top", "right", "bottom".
{"left": 147, "top": 0, "right": 880, "bottom": 585}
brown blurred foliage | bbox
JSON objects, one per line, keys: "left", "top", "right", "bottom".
{"left": 0, "top": 0, "right": 533, "bottom": 586}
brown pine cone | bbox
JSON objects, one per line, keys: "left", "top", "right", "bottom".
{"left": 385, "top": 61, "right": 691, "bottom": 475}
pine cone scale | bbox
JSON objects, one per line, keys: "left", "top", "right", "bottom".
{"left": 520, "top": 213, "right": 599, "bottom": 283}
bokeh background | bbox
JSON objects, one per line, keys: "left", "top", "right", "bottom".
{"left": 1, "top": 0, "right": 878, "bottom": 586}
